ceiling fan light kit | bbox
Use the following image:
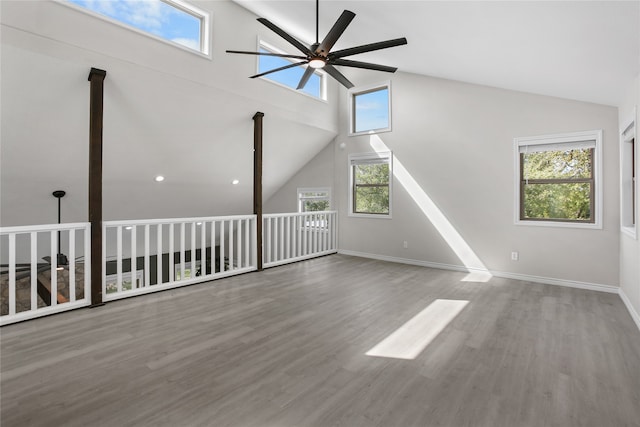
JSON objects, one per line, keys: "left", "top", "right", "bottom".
{"left": 227, "top": 0, "right": 407, "bottom": 90}
{"left": 308, "top": 58, "right": 326, "bottom": 69}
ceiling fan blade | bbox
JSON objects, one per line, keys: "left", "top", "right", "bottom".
{"left": 329, "top": 37, "right": 408, "bottom": 59}
{"left": 226, "top": 50, "right": 308, "bottom": 60}
{"left": 323, "top": 64, "right": 354, "bottom": 89}
{"left": 316, "top": 10, "right": 356, "bottom": 56}
{"left": 250, "top": 61, "right": 309, "bottom": 79}
{"left": 296, "top": 67, "right": 316, "bottom": 90}
{"left": 257, "top": 18, "right": 313, "bottom": 56}
{"left": 331, "top": 58, "right": 398, "bottom": 73}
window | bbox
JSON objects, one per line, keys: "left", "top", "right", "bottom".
{"left": 514, "top": 130, "right": 602, "bottom": 228}
{"left": 298, "top": 188, "right": 331, "bottom": 212}
{"left": 65, "top": 0, "right": 210, "bottom": 55}
{"left": 349, "top": 152, "right": 392, "bottom": 217}
{"left": 258, "top": 41, "right": 325, "bottom": 100}
{"left": 621, "top": 116, "right": 637, "bottom": 238}
{"left": 349, "top": 82, "right": 391, "bottom": 135}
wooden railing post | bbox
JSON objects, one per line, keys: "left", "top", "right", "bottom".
{"left": 88, "top": 67, "right": 106, "bottom": 307}
{"left": 253, "top": 112, "right": 264, "bottom": 271}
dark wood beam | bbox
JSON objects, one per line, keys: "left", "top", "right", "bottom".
{"left": 253, "top": 112, "right": 264, "bottom": 271}
{"left": 88, "top": 67, "right": 106, "bottom": 307}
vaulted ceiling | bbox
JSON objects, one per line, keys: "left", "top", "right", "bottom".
{"left": 234, "top": 0, "right": 640, "bottom": 107}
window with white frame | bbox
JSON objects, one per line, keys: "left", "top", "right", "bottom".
{"left": 514, "top": 130, "right": 602, "bottom": 228}
{"left": 257, "top": 41, "right": 326, "bottom": 100}
{"left": 349, "top": 82, "right": 391, "bottom": 135}
{"left": 65, "top": 0, "right": 210, "bottom": 55}
{"left": 621, "top": 116, "right": 637, "bottom": 238}
{"left": 349, "top": 152, "right": 392, "bottom": 217}
{"left": 298, "top": 188, "right": 331, "bottom": 212}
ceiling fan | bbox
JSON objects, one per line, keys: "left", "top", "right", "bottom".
{"left": 226, "top": 0, "right": 407, "bottom": 90}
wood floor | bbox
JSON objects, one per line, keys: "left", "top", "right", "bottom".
{"left": 1, "top": 255, "right": 639, "bottom": 427}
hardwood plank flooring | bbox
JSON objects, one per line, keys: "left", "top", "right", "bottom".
{"left": 1, "top": 255, "right": 639, "bottom": 427}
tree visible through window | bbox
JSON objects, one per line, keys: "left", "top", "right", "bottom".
{"left": 298, "top": 188, "right": 331, "bottom": 212}
{"left": 515, "top": 130, "right": 602, "bottom": 227}
{"left": 521, "top": 148, "right": 593, "bottom": 221}
{"left": 350, "top": 153, "right": 392, "bottom": 216}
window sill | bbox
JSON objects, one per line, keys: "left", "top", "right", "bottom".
{"left": 258, "top": 76, "right": 328, "bottom": 103}
{"left": 621, "top": 226, "right": 637, "bottom": 239}
{"left": 348, "top": 213, "right": 392, "bottom": 220}
{"left": 349, "top": 127, "right": 392, "bottom": 137}
{"left": 515, "top": 219, "right": 602, "bottom": 230}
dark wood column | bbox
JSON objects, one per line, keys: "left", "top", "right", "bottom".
{"left": 253, "top": 112, "right": 264, "bottom": 271}
{"left": 88, "top": 67, "right": 107, "bottom": 307}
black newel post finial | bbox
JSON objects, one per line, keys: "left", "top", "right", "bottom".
{"left": 52, "top": 190, "right": 68, "bottom": 267}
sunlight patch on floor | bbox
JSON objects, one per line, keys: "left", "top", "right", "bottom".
{"left": 369, "top": 135, "right": 492, "bottom": 283}
{"left": 366, "top": 299, "right": 469, "bottom": 360}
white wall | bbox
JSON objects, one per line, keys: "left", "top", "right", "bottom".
{"left": 618, "top": 73, "right": 640, "bottom": 326}
{"left": 335, "top": 71, "right": 620, "bottom": 287}
{"left": 0, "top": 0, "right": 339, "bottom": 226}
{"left": 264, "top": 141, "right": 336, "bottom": 214}
{"left": 269, "top": 69, "right": 621, "bottom": 288}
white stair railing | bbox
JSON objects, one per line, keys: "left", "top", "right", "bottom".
{"left": 263, "top": 211, "right": 337, "bottom": 268}
{"left": 1, "top": 212, "right": 336, "bottom": 324}
{"left": 0, "top": 223, "right": 91, "bottom": 326}
{"left": 102, "top": 215, "right": 257, "bottom": 301}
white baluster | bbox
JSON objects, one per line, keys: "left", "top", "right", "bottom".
{"left": 30, "top": 232, "right": 38, "bottom": 311}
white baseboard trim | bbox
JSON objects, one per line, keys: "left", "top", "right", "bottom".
{"left": 619, "top": 288, "right": 640, "bottom": 331}
{"left": 490, "top": 271, "right": 618, "bottom": 294}
{"left": 338, "top": 249, "right": 470, "bottom": 274}
{"left": 337, "top": 249, "right": 619, "bottom": 294}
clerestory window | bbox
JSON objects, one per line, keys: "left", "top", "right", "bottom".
{"left": 349, "top": 82, "right": 391, "bottom": 136}
{"left": 257, "top": 41, "right": 326, "bottom": 100}
{"left": 65, "top": 0, "right": 210, "bottom": 55}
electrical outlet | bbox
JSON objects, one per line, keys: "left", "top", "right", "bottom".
{"left": 511, "top": 251, "right": 519, "bottom": 261}
{"left": 403, "top": 241, "right": 408, "bottom": 249}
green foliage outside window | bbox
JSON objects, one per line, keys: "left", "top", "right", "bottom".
{"left": 302, "top": 200, "right": 330, "bottom": 212}
{"left": 299, "top": 191, "right": 330, "bottom": 212}
{"left": 521, "top": 148, "right": 593, "bottom": 221}
{"left": 353, "top": 163, "right": 390, "bottom": 214}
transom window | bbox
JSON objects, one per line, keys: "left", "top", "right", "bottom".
{"left": 298, "top": 188, "right": 331, "bottom": 212}
{"left": 349, "top": 152, "right": 392, "bottom": 217}
{"left": 514, "top": 130, "right": 602, "bottom": 228}
{"left": 258, "top": 42, "right": 325, "bottom": 100}
{"left": 65, "top": 0, "right": 210, "bottom": 54}
{"left": 349, "top": 82, "right": 391, "bottom": 135}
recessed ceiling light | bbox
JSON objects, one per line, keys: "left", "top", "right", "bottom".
{"left": 196, "top": 222, "right": 202, "bottom": 226}
{"left": 154, "top": 175, "right": 165, "bottom": 182}
{"left": 125, "top": 226, "right": 133, "bottom": 230}
{"left": 232, "top": 179, "right": 240, "bottom": 185}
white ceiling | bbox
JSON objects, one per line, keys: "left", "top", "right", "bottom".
{"left": 233, "top": 0, "right": 640, "bottom": 107}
